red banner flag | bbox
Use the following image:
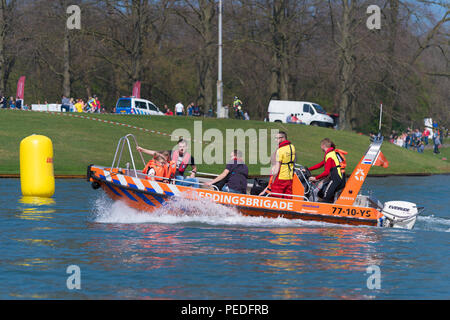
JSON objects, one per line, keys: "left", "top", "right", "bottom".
{"left": 16, "top": 76, "right": 26, "bottom": 100}
{"left": 132, "top": 81, "right": 141, "bottom": 98}
{"left": 374, "top": 151, "right": 389, "bottom": 168}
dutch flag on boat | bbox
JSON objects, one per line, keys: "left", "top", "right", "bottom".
{"left": 362, "top": 158, "right": 373, "bottom": 165}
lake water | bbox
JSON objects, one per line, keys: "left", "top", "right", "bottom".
{"left": 0, "top": 176, "right": 449, "bottom": 300}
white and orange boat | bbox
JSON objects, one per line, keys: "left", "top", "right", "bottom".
{"left": 87, "top": 134, "right": 423, "bottom": 229}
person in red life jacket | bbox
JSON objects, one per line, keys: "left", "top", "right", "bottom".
{"left": 307, "top": 138, "right": 345, "bottom": 203}
{"left": 259, "top": 131, "right": 296, "bottom": 199}
{"left": 171, "top": 139, "right": 199, "bottom": 188}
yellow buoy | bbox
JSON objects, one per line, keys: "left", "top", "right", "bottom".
{"left": 20, "top": 135, "right": 55, "bottom": 198}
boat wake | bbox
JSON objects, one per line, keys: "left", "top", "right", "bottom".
{"left": 91, "top": 194, "right": 327, "bottom": 228}
{"left": 415, "top": 215, "right": 450, "bottom": 233}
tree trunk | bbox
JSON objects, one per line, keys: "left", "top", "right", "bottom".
{"left": 336, "top": 0, "right": 357, "bottom": 130}
{"left": 62, "top": 27, "right": 71, "bottom": 97}
{"left": 131, "top": 0, "right": 145, "bottom": 83}
{"left": 269, "top": 0, "right": 290, "bottom": 101}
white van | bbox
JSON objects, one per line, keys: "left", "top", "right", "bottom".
{"left": 115, "top": 97, "right": 164, "bottom": 116}
{"left": 268, "top": 100, "right": 334, "bottom": 127}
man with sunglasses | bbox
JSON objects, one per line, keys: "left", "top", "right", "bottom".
{"left": 260, "top": 131, "right": 296, "bottom": 199}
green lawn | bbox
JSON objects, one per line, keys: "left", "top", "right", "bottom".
{"left": 1, "top": 109, "right": 449, "bottom": 176}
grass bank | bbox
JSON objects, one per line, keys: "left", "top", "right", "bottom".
{"left": 1, "top": 109, "right": 449, "bottom": 176}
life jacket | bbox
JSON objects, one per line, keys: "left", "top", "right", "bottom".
{"left": 324, "top": 148, "right": 343, "bottom": 179}
{"left": 278, "top": 140, "right": 296, "bottom": 173}
{"left": 143, "top": 160, "right": 165, "bottom": 181}
{"left": 171, "top": 150, "right": 191, "bottom": 174}
{"left": 334, "top": 148, "right": 348, "bottom": 174}
{"left": 165, "top": 160, "right": 177, "bottom": 180}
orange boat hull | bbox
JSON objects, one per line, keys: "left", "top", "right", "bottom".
{"left": 89, "top": 166, "right": 384, "bottom": 228}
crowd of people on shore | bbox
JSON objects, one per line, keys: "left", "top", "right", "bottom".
{"left": 161, "top": 96, "right": 250, "bottom": 120}
{"left": 0, "top": 93, "right": 106, "bottom": 114}
{"left": 60, "top": 95, "right": 106, "bottom": 113}
{"left": 162, "top": 102, "right": 204, "bottom": 117}
{"left": 0, "top": 95, "right": 30, "bottom": 110}
{"left": 387, "top": 121, "right": 447, "bottom": 155}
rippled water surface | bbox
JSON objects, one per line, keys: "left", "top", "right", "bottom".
{"left": 0, "top": 176, "right": 449, "bottom": 299}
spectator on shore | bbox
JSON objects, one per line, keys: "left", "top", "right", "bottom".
{"left": 286, "top": 114, "right": 293, "bottom": 123}
{"left": 175, "top": 101, "right": 184, "bottom": 116}
{"left": 244, "top": 111, "right": 250, "bottom": 120}
{"left": 94, "top": 95, "right": 101, "bottom": 113}
{"left": 69, "top": 98, "right": 75, "bottom": 112}
{"left": 61, "top": 95, "right": 70, "bottom": 112}
{"left": 187, "top": 103, "right": 194, "bottom": 116}
{"left": 192, "top": 104, "right": 201, "bottom": 116}
{"left": 0, "top": 95, "right": 5, "bottom": 108}
{"left": 165, "top": 108, "right": 174, "bottom": 116}
{"left": 86, "top": 96, "right": 96, "bottom": 113}
{"left": 0, "top": 95, "right": 6, "bottom": 108}
{"left": 433, "top": 129, "right": 441, "bottom": 155}
{"left": 9, "top": 97, "right": 15, "bottom": 109}
{"left": 422, "top": 128, "right": 430, "bottom": 145}
{"left": 74, "top": 99, "right": 84, "bottom": 113}
{"left": 417, "top": 140, "right": 425, "bottom": 153}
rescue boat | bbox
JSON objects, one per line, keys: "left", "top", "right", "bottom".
{"left": 87, "top": 134, "right": 423, "bottom": 229}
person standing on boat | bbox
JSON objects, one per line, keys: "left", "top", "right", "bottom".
{"left": 308, "top": 138, "right": 345, "bottom": 203}
{"left": 260, "top": 131, "right": 296, "bottom": 199}
{"left": 205, "top": 150, "right": 249, "bottom": 194}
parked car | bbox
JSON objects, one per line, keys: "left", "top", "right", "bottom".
{"left": 115, "top": 97, "right": 164, "bottom": 116}
{"left": 268, "top": 100, "right": 334, "bottom": 127}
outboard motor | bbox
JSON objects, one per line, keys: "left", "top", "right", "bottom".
{"left": 381, "top": 201, "right": 422, "bottom": 229}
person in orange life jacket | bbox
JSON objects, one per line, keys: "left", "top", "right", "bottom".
{"left": 205, "top": 150, "right": 249, "bottom": 194}
{"left": 308, "top": 138, "right": 345, "bottom": 203}
{"left": 137, "top": 147, "right": 176, "bottom": 182}
{"left": 142, "top": 154, "right": 167, "bottom": 181}
{"left": 172, "top": 139, "right": 199, "bottom": 188}
{"left": 259, "top": 131, "right": 296, "bottom": 199}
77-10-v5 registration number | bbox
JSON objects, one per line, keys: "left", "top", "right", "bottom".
{"left": 332, "top": 206, "right": 372, "bottom": 218}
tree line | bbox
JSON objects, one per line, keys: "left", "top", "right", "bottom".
{"left": 1, "top": 0, "right": 448, "bottom": 133}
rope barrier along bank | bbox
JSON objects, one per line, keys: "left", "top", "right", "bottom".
{"left": 4, "top": 108, "right": 203, "bottom": 143}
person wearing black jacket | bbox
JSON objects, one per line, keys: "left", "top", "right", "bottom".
{"left": 205, "top": 150, "right": 249, "bottom": 194}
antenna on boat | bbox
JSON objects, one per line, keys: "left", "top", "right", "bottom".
{"left": 377, "top": 102, "right": 383, "bottom": 141}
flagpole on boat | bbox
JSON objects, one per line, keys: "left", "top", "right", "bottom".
{"left": 376, "top": 102, "right": 383, "bottom": 141}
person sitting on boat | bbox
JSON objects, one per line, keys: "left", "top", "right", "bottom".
{"left": 205, "top": 150, "right": 249, "bottom": 194}
{"left": 171, "top": 139, "right": 199, "bottom": 188}
{"left": 307, "top": 138, "right": 345, "bottom": 203}
{"left": 259, "top": 131, "right": 296, "bottom": 199}
{"left": 142, "top": 154, "right": 167, "bottom": 181}
{"left": 136, "top": 147, "right": 176, "bottom": 183}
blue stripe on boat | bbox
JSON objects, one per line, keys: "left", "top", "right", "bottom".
{"left": 119, "top": 187, "right": 138, "bottom": 202}
{"left": 105, "top": 183, "right": 122, "bottom": 197}
{"left": 134, "top": 192, "right": 156, "bottom": 206}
